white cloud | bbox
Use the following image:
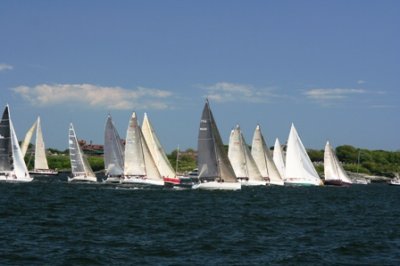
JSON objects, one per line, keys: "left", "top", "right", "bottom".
{"left": 357, "top": 80, "right": 366, "bottom": 84}
{"left": 0, "top": 63, "right": 13, "bottom": 72}
{"left": 201, "top": 82, "right": 280, "bottom": 103}
{"left": 12, "top": 83, "right": 173, "bottom": 110}
{"left": 304, "top": 88, "right": 366, "bottom": 101}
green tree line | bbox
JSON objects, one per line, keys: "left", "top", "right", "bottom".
{"left": 26, "top": 145, "right": 400, "bottom": 177}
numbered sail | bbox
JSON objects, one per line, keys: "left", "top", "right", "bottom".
{"left": 104, "top": 115, "right": 124, "bottom": 176}
{"left": 141, "top": 113, "right": 175, "bottom": 178}
{"left": 324, "top": 141, "right": 352, "bottom": 184}
{"left": 197, "top": 100, "right": 237, "bottom": 182}
{"left": 273, "top": 138, "right": 286, "bottom": 179}
{"left": 251, "top": 125, "right": 284, "bottom": 186}
{"left": 285, "top": 124, "right": 322, "bottom": 186}
{"left": 68, "top": 123, "right": 95, "bottom": 177}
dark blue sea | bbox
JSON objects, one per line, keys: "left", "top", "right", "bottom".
{"left": 1, "top": 178, "right": 399, "bottom": 265}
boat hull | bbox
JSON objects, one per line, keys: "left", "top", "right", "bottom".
{"left": 163, "top": 176, "right": 194, "bottom": 189}
{"left": 103, "top": 175, "right": 122, "bottom": 183}
{"left": 238, "top": 179, "right": 267, "bottom": 186}
{"left": 284, "top": 179, "right": 323, "bottom": 186}
{"left": 68, "top": 175, "right": 97, "bottom": 183}
{"left": 29, "top": 169, "right": 59, "bottom": 176}
{"left": 389, "top": 179, "right": 400, "bottom": 186}
{"left": 192, "top": 181, "right": 241, "bottom": 190}
{"left": 0, "top": 173, "right": 33, "bottom": 182}
{"left": 324, "top": 179, "right": 352, "bottom": 187}
{"left": 121, "top": 176, "right": 164, "bottom": 186}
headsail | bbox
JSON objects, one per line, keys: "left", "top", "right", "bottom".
{"left": 324, "top": 141, "right": 352, "bottom": 184}
{"left": 273, "top": 138, "right": 286, "bottom": 179}
{"left": 104, "top": 115, "right": 124, "bottom": 176}
{"left": 34, "top": 117, "right": 49, "bottom": 170}
{"left": 251, "top": 125, "right": 284, "bottom": 186}
{"left": 141, "top": 113, "right": 175, "bottom": 178}
{"left": 197, "top": 100, "right": 237, "bottom": 182}
{"left": 285, "top": 124, "right": 322, "bottom": 186}
{"left": 21, "top": 120, "right": 37, "bottom": 157}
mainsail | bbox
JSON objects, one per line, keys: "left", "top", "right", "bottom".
{"left": 324, "top": 141, "right": 352, "bottom": 184}
{"left": 0, "top": 106, "right": 12, "bottom": 172}
{"left": 197, "top": 100, "right": 237, "bottom": 182}
{"left": 68, "top": 123, "right": 95, "bottom": 177}
{"left": 251, "top": 125, "right": 284, "bottom": 186}
{"left": 285, "top": 124, "right": 322, "bottom": 186}
{"left": 104, "top": 115, "right": 124, "bottom": 176}
{"left": 141, "top": 113, "right": 175, "bottom": 178}
{"left": 273, "top": 138, "right": 286, "bottom": 179}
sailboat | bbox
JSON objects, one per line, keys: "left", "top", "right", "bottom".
{"left": 0, "top": 105, "right": 32, "bottom": 182}
{"left": 20, "top": 117, "right": 58, "bottom": 176}
{"left": 284, "top": 123, "right": 323, "bottom": 186}
{"left": 68, "top": 123, "right": 97, "bottom": 182}
{"left": 228, "top": 125, "right": 266, "bottom": 186}
{"left": 324, "top": 141, "right": 352, "bottom": 186}
{"left": 141, "top": 113, "right": 193, "bottom": 188}
{"left": 103, "top": 114, "right": 124, "bottom": 183}
{"left": 121, "top": 112, "right": 164, "bottom": 186}
{"left": 193, "top": 100, "right": 241, "bottom": 190}
{"left": 273, "top": 138, "right": 286, "bottom": 179}
{"left": 251, "top": 125, "right": 284, "bottom": 186}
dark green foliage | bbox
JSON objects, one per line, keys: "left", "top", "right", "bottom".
{"left": 87, "top": 156, "right": 104, "bottom": 172}
{"left": 308, "top": 149, "right": 324, "bottom": 162}
{"left": 168, "top": 149, "right": 197, "bottom": 173}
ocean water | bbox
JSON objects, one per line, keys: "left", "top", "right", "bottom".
{"left": 0, "top": 179, "right": 399, "bottom": 265}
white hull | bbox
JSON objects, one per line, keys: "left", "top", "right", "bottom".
{"left": 268, "top": 180, "right": 285, "bottom": 186}
{"left": 0, "top": 174, "right": 33, "bottom": 182}
{"left": 238, "top": 179, "right": 267, "bottom": 186}
{"left": 390, "top": 179, "right": 400, "bottom": 186}
{"left": 29, "top": 169, "right": 58, "bottom": 176}
{"left": 192, "top": 181, "right": 241, "bottom": 190}
{"left": 68, "top": 175, "right": 97, "bottom": 183}
{"left": 121, "top": 176, "right": 164, "bottom": 186}
{"left": 284, "top": 178, "right": 323, "bottom": 186}
{"left": 103, "top": 176, "right": 122, "bottom": 183}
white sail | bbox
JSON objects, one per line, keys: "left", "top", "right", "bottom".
{"left": 104, "top": 115, "right": 124, "bottom": 176}
{"left": 0, "top": 105, "right": 32, "bottom": 182}
{"left": 123, "top": 112, "right": 146, "bottom": 176}
{"left": 251, "top": 125, "right": 284, "bottom": 186}
{"left": 228, "top": 127, "right": 248, "bottom": 178}
{"left": 285, "top": 124, "right": 322, "bottom": 186}
{"left": 228, "top": 125, "right": 264, "bottom": 185}
{"left": 141, "top": 113, "right": 175, "bottom": 178}
{"left": 273, "top": 138, "right": 286, "bottom": 179}
{"left": 21, "top": 120, "right": 37, "bottom": 157}
{"left": 123, "top": 112, "right": 162, "bottom": 182}
{"left": 324, "top": 141, "right": 352, "bottom": 184}
{"left": 34, "top": 117, "right": 49, "bottom": 170}
{"left": 10, "top": 116, "right": 31, "bottom": 180}
{"left": 68, "top": 123, "right": 95, "bottom": 179}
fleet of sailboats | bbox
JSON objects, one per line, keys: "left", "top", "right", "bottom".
{"left": 1, "top": 102, "right": 386, "bottom": 188}
{"left": 324, "top": 141, "right": 353, "bottom": 186}
{"left": 228, "top": 125, "right": 266, "bottom": 186}
{"left": 68, "top": 123, "right": 97, "bottom": 183}
{"left": 193, "top": 100, "right": 241, "bottom": 190}
{"left": 21, "top": 117, "right": 58, "bottom": 176}
{"left": 0, "top": 105, "right": 32, "bottom": 182}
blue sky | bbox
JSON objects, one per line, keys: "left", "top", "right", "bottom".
{"left": 1, "top": 0, "right": 399, "bottom": 152}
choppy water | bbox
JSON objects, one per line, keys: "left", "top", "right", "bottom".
{"left": 0, "top": 179, "right": 399, "bottom": 265}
